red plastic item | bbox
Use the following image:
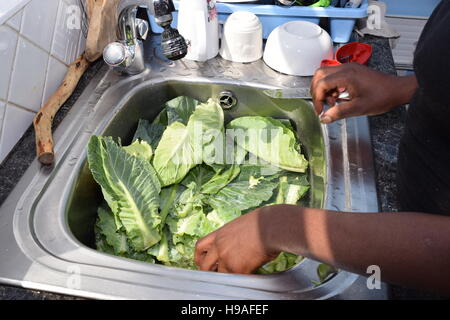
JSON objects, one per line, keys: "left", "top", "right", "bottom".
{"left": 321, "top": 59, "right": 342, "bottom": 67}
{"left": 320, "top": 42, "right": 373, "bottom": 68}
{"left": 336, "top": 42, "right": 373, "bottom": 65}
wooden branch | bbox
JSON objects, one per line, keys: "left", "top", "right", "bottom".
{"left": 33, "top": 54, "right": 90, "bottom": 165}
{"left": 85, "top": 0, "right": 120, "bottom": 62}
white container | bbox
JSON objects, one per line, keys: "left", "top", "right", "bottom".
{"left": 263, "top": 21, "right": 334, "bottom": 76}
{"left": 220, "top": 11, "right": 263, "bottom": 63}
{"left": 178, "top": 0, "right": 219, "bottom": 62}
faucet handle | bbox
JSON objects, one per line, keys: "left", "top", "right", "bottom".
{"left": 136, "top": 18, "right": 149, "bottom": 41}
{"left": 103, "top": 42, "right": 129, "bottom": 67}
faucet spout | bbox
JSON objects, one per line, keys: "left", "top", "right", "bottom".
{"left": 103, "top": 0, "right": 188, "bottom": 75}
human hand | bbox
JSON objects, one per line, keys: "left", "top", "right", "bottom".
{"left": 310, "top": 63, "right": 417, "bottom": 124}
{"left": 194, "top": 207, "right": 282, "bottom": 274}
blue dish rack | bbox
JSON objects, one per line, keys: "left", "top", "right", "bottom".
{"left": 149, "top": 0, "right": 368, "bottom": 43}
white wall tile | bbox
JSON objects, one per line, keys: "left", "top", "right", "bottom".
{"left": 8, "top": 37, "right": 49, "bottom": 112}
{"left": 0, "top": 0, "right": 31, "bottom": 26}
{"left": 42, "top": 56, "right": 68, "bottom": 105}
{"left": 52, "top": 0, "right": 81, "bottom": 65}
{"left": 0, "top": 104, "right": 35, "bottom": 162}
{"left": 0, "top": 0, "right": 90, "bottom": 161}
{"left": 21, "top": 0, "right": 59, "bottom": 52}
{"left": 77, "top": 31, "right": 86, "bottom": 57}
{"left": 0, "top": 26, "right": 18, "bottom": 101}
{"left": 6, "top": 9, "right": 23, "bottom": 31}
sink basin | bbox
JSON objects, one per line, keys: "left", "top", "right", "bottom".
{"left": 0, "top": 37, "right": 384, "bottom": 299}
{"left": 67, "top": 80, "right": 327, "bottom": 249}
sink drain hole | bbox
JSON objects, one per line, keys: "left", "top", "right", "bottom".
{"left": 218, "top": 90, "right": 237, "bottom": 110}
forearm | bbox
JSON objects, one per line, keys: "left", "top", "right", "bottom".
{"left": 264, "top": 205, "right": 450, "bottom": 294}
{"left": 389, "top": 74, "right": 418, "bottom": 107}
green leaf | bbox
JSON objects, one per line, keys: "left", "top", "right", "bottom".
{"left": 275, "top": 173, "right": 310, "bottom": 205}
{"left": 132, "top": 119, "right": 165, "bottom": 150}
{"left": 167, "top": 210, "right": 207, "bottom": 237}
{"left": 188, "top": 98, "right": 225, "bottom": 165}
{"left": 206, "top": 178, "right": 278, "bottom": 212}
{"left": 227, "top": 116, "right": 308, "bottom": 173}
{"left": 181, "top": 165, "right": 215, "bottom": 188}
{"left": 96, "top": 206, "right": 130, "bottom": 255}
{"left": 200, "top": 165, "right": 241, "bottom": 195}
{"left": 152, "top": 121, "right": 200, "bottom": 187}
{"left": 147, "top": 227, "right": 170, "bottom": 263}
{"left": 88, "top": 136, "right": 162, "bottom": 251}
{"left": 168, "top": 234, "right": 197, "bottom": 269}
{"left": 257, "top": 252, "right": 303, "bottom": 274}
{"left": 172, "top": 182, "right": 205, "bottom": 218}
{"left": 235, "top": 162, "right": 282, "bottom": 182}
{"left": 101, "top": 190, "right": 122, "bottom": 230}
{"left": 123, "top": 140, "right": 153, "bottom": 162}
{"left": 153, "top": 99, "right": 224, "bottom": 186}
{"left": 166, "top": 96, "right": 201, "bottom": 125}
{"left": 206, "top": 206, "right": 241, "bottom": 231}
{"left": 159, "top": 184, "right": 182, "bottom": 226}
{"left": 317, "top": 263, "right": 338, "bottom": 283}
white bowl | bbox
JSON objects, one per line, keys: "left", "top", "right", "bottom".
{"left": 220, "top": 11, "right": 263, "bottom": 63}
{"left": 263, "top": 21, "right": 334, "bottom": 76}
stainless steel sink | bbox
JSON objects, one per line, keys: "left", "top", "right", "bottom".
{"left": 0, "top": 37, "right": 385, "bottom": 299}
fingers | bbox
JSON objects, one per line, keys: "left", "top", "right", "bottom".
{"left": 194, "top": 234, "right": 215, "bottom": 268}
{"left": 312, "top": 71, "right": 352, "bottom": 114}
{"left": 311, "top": 66, "right": 344, "bottom": 92}
{"left": 319, "top": 100, "right": 361, "bottom": 124}
{"left": 217, "top": 263, "right": 231, "bottom": 274}
{"left": 198, "top": 245, "right": 220, "bottom": 271}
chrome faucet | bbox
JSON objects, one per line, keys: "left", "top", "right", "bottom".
{"left": 103, "top": 0, "right": 188, "bottom": 75}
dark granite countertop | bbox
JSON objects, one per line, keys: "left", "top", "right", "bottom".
{"left": 0, "top": 36, "right": 437, "bottom": 300}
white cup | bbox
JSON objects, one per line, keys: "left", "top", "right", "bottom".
{"left": 219, "top": 11, "right": 263, "bottom": 63}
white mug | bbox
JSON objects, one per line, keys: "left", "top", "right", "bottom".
{"left": 219, "top": 11, "right": 263, "bottom": 63}
{"left": 178, "top": 0, "right": 219, "bottom": 62}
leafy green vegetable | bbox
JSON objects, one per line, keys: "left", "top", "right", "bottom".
{"left": 275, "top": 175, "right": 310, "bottom": 205}
{"left": 123, "top": 140, "right": 153, "bottom": 162}
{"left": 152, "top": 98, "right": 224, "bottom": 186}
{"left": 152, "top": 121, "right": 199, "bottom": 187}
{"left": 227, "top": 116, "right": 308, "bottom": 173}
{"left": 90, "top": 96, "right": 314, "bottom": 275}
{"left": 200, "top": 165, "right": 240, "bottom": 195}
{"left": 188, "top": 98, "right": 225, "bottom": 165}
{"left": 205, "top": 178, "right": 278, "bottom": 213}
{"left": 88, "top": 136, "right": 162, "bottom": 251}
{"left": 311, "top": 263, "right": 339, "bottom": 286}
{"left": 181, "top": 165, "right": 215, "bottom": 188}
{"left": 166, "top": 96, "right": 201, "bottom": 125}
{"left": 132, "top": 119, "right": 165, "bottom": 150}
{"left": 96, "top": 206, "right": 129, "bottom": 254}
{"left": 258, "top": 252, "right": 303, "bottom": 274}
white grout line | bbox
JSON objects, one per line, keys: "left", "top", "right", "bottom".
{"left": 0, "top": 0, "right": 79, "bottom": 155}
{"left": 0, "top": 0, "right": 32, "bottom": 26}
{"left": 40, "top": 0, "right": 63, "bottom": 108}
{"left": 0, "top": 21, "right": 21, "bottom": 153}
{"left": 6, "top": 101, "right": 37, "bottom": 114}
